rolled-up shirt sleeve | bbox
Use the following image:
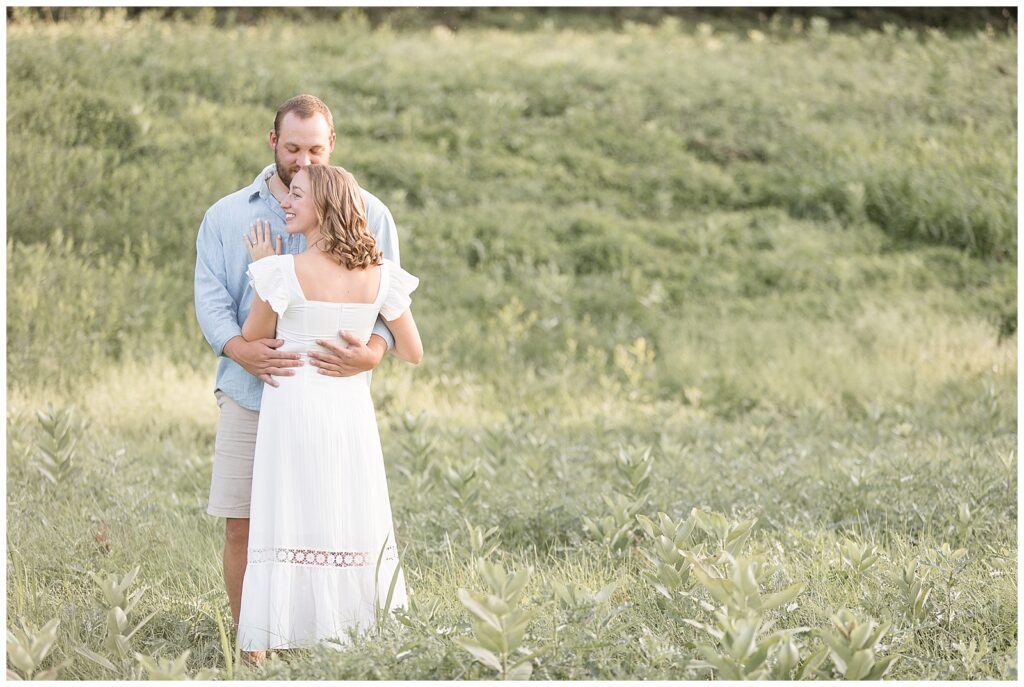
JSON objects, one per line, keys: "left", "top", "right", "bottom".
{"left": 194, "top": 208, "right": 242, "bottom": 357}
{"left": 369, "top": 200, "right": 400, "bottom": 351}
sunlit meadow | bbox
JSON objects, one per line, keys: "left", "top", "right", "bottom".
{"left": 6, "top": 9, "right": 1017, "bottom": 680}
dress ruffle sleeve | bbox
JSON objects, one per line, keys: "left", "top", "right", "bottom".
{"left": 247, "top": 255, "right": 290, "bottom": 316}
{"left": 380, "top": 261, "right": 420, "bottom": 321}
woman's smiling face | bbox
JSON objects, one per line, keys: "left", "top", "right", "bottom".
{"left": 281, "top": 167, "right": 317, "bottom": 234}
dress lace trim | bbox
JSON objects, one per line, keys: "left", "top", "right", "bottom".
{"left": 249, "top": 543, "right": 398, "bottom": 568}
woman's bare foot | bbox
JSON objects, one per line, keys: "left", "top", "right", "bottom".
{"left": 241, "top": 650, "right": 266, "bottom": 668}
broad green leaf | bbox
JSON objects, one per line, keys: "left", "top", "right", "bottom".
{"left": 655, "top": 535, "right": 680, "bottom": 561}
{"left": 636, "top": 514, "right": 657, "bottom": 538}
{"left": 74, "top": 646, "right": 117, "bottom": 672}
{"left": 725, "top": 518, "right": 756, "bottom": 547}
{"left": 121, "top": 567, "right": 141, "bottom": 592}
{"left": 472, "top": 620, "right": 508, "bottom": 654}
{"left": 795, "top": 646, "right": 829, "bottom": 680}
{"left": 505, "top": 610, "right": 535, "bottom": 637}
{"left": 867, "top": 653, "right": 899, "bottom": 680}
{"left": 478, "top": 559, "right": 507, "bottom": 592}
{"left": 109, "top": 607, "right": 128, "bottom": 633}
{"left": 487, "top": 595, "right": 511, "bottom": 616}
{"left": 849, "top": 621, "right": 872, "bottom": 651}
{"left": 6, "top": 644, "right": 34, "bottom": 674}
{"left": 760, "top": 583, "right": 804, "bottom": 611}
{"left": 728, "top": 621, "right": 758, "bottom": 661}
{"left": 696, "top": 643, "right": 730, "bottom": 674}
{"left": 692, "top": 567, "right": 721, "bottom": 598}
{"left": 506, "top": 568, "right": 530, "bottom": 603}
{"left": 692, "top": 509, "right": 729, "bottom": 541}
{"left": 680, "top": 618, "right": 723, "bottom": 641}
{"left": 738, "top": 558, "right": 760, "bottom": 596}
{"left": 453, "top": 637, "right": 502, "bottom": 673}
{"left": 505, "top": 624, "right": 528, "bottom": 651}
{"left": 868, "top": 620, "right": 891, "bottom": 648}
{"left": 658, "top": 562, "right": 682, "bottom": 589}
{"left": 507, "top": 659, "right": 532, "bottom": 680}
{"left": 746, "top": 643, "right": 771, "bottom": 673}
{"left": 774, "top": 637, "right": 799, "bottom": 677}
{"left": 657, "top": 512, "right": 675, "bottom": 534}
{"left": 10, "top": 626, "right": 30, "bottom": 647}
{"left": 457, "top": 589, "right": 502, "bottom": 631}
{"left": 28, "top": 635, "right": 56, "bottom": 663}
{"left": 846, "top": 649, "right": 874, "bottom": 680}
{"left": 652, "top": 583, "right": 674, "bottom": 600}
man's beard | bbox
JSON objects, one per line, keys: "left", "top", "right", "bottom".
{"left": 274, "top": 150, "right": 299, "bottom": 188}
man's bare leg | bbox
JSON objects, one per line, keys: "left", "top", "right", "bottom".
{"left": 225, "top": 517, "right": 264, "bottom": 665}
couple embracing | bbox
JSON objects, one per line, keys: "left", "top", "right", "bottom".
{"left": 194, "top": 94, "right": 420, "bottom": 662}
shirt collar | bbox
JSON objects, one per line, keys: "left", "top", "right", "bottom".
{"left": 247, "top": 163, "right": 278, "bottom": 202}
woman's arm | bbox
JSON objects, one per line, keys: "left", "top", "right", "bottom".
{"left": 382, "top": 308, "right": 422, "bottom": 364}
{"left": 241, "top": 220, "right": 282, "bottom": 342}
{"left": 242, "top": 295, "right": 278, "bottom": 342}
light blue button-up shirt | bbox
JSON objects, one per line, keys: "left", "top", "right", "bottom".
{"left": 194, "top": 164, "right": 400, "bottom": 411}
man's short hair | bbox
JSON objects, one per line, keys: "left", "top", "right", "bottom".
{"left": 274, "top": 94, "right": 334, "bottom": 135}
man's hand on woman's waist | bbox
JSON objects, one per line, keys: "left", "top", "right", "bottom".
{"left": 223, "top": 336, "right": 303, "bottom": 387}
{"left": 308, "top": 333, "right": 387, "bottom": 377}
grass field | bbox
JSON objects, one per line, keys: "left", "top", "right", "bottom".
{"left": 6, "top": 10, "right": 1017, "bottom": 680}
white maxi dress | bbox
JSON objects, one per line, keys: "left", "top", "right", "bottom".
{"left": 237, "top": 253, "right": 416, "bottom": 651}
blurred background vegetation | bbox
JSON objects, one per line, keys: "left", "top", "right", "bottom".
{"left": 6, "top": 6, "right": 1017, "bottom": 396}
{"left": 6, "top": 7, "right": 1017, "bottom": 680}
{"left": 7, "top": 5, "right": 1019, "bottom": 33}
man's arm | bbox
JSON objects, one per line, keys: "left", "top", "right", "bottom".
{"left": 369, "top": 201, "right": 400, "bottom": 351}
{"left": 195, "top": 208, "right": 301, "bottom": 386}
{"left": 195, "top": 208, "right": 242, "bottom": 356}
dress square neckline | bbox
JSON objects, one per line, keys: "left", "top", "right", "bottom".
{"left": 283, "top": 254, "right": 387, "bottom": 308}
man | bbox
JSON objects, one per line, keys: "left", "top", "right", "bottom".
{"left": 194, "top": 94, "right": 400, "bottom": 656}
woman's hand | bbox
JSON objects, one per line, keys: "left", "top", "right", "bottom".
{"left": 245, "top": 220, "right": 282, "bottom": 261}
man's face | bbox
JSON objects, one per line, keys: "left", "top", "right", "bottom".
{"left": 269, "top": 111, "right": 335, "bottom": 187}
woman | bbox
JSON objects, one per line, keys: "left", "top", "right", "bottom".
{"left": 236, "top": 164, "right": 421, "bottom": 661}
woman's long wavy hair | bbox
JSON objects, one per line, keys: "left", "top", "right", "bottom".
{"left": 306, "top": 164, "right": 382, "bottom": 269}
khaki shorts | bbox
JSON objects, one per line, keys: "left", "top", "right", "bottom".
{"left": 206, "top": 390, "right": 259, "bottom": 519}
